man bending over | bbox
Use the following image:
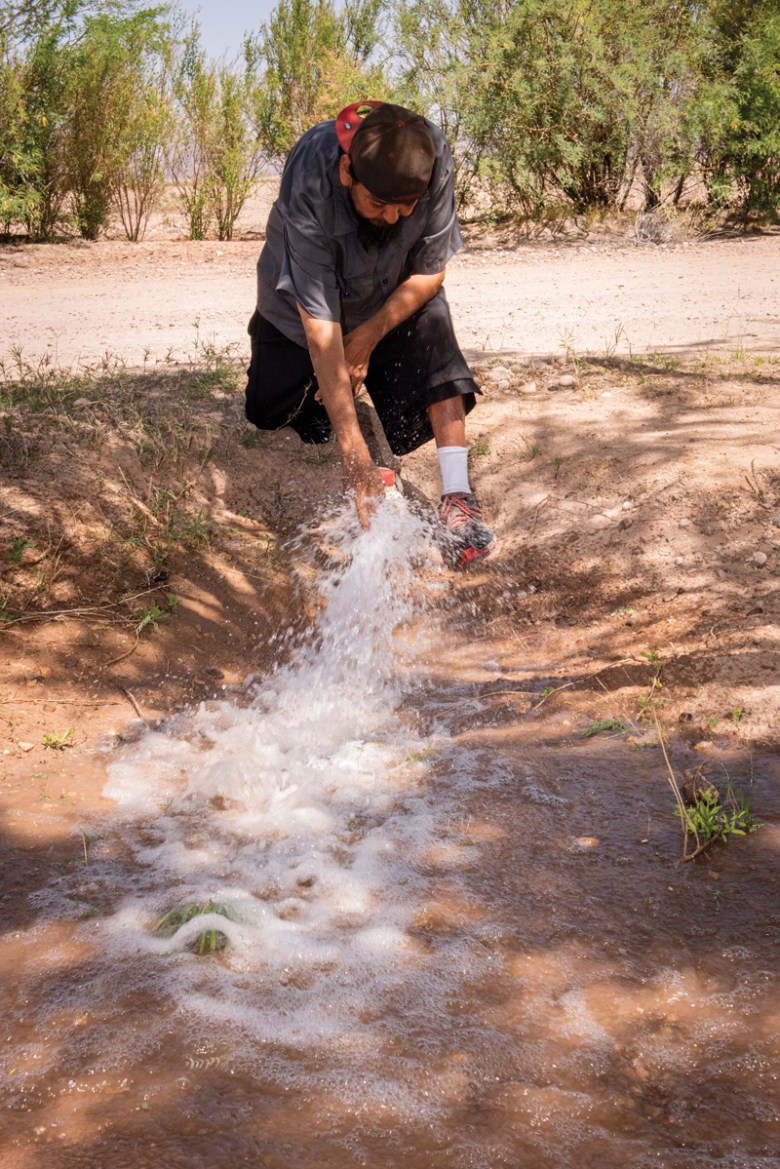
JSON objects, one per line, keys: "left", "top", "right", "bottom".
{"left": 245, "top": 100, "right": 495, "bottom": 566}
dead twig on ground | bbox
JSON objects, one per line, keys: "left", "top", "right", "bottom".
{"left": 119, "top": 686, "right": 150, "bottom": 726}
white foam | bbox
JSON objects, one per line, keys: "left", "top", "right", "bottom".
{"left": 99, "top": 500, "right": 467, "bottom": 1044}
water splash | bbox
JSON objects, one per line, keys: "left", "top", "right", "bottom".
{"left": 101, "top": 498, "right": 468, "bottom": 1045}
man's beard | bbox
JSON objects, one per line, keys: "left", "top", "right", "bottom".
{"left": 357, "top": 218, "right": 393, "bottom": 247}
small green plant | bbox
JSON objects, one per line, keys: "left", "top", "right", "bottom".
{"left": 551, "top": 456, "right": 564, "bottom": 479}
{"left": 675, "top": 785, "right": 759, "bottom": 857}
{"left": 729, "top": 706, "right": 746, "bottom": 727}
{"left": 9, "top": 536, "right": 35, "bottom": 564}
{"left": 404, "top": 748, "right": 436, "bottom": 764}
{"left": 136, "top": 603, "right": 168, "bottom": 634}
{"left": 580, "top": 718, "right": 625, "bottom": 739}
{"left": 134, "top": 592, "right": 179, "bottom": 635}
{"left": 638, "top": 649, "right": 664, "bottom": 718}
{"left": 516, "top": 436, "right": 541, "bottom": 461}
{"left": 153, "top": 901, "right": 233, "bottom": 955}
{"left": 470, "top": 436, "right": 491, "bottom": 458}
{"left": 42, "top": 727, "right": 73, "bottom": 751}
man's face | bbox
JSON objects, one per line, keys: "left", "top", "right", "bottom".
{"left": 339, "top": 154, "right": 419, "bottom": 228}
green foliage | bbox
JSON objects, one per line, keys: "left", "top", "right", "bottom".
{"left": 9, "top": 534, "right": 34, "bottom": 562}
{"left": 42, "top": 725, "right": 73, "bottom": 749}
{"left": 253, "top": 0, "right": 389, "bottom": 164}
{"left": 2, "top": 0, "right": 778, "bottom": 235}
{"left": 208, "top": 61, "right": 262, "bottom": 240}
{"left": 168, "top": 28, "right": 215, "bottom": 240}
{"left": 579, "top": 718, "right": 626, "bottom": 738}
{"left": 168, "top": 27, "right": 264, "bottom": 241}
{"left": 705, "top": 4, "right": 780, "bottom": 222}
{"left": 676, "top": 783, "right": 760, "bottom": 854}
{"left": 64, "top": 8, "right": 173, "bottom": 240}
{"left": 153, "top": 900, "right": 233, "bottom": 955}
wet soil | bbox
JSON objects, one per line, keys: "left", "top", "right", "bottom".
{"left": 1, "top": 226, "right": 779, "bottom": 1167}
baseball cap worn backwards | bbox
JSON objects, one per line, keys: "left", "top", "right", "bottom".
{"left": 336, "top": 101, "right": 435, "bottom": 204}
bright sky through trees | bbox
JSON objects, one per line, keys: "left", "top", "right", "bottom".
{"left": 173, "top": 0, "right": 276, "bottom": 60}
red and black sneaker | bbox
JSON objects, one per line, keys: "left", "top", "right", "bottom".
{"left": 437, "top": 492, "right": 496, "bottom": 567}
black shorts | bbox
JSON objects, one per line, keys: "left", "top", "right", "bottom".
{"left": 244, "top": 290, "right": 479, "bottom": 456}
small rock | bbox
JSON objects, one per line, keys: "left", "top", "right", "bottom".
{"left": 18, "top": 741, "right": 34, "bottom": 752}
{"left": 678, "top": 518, "right": 691, "bottom": 528}
{"left": 72, "top": 397, "right": 95, "bottom": 408}
{"left": 519, "top": 381, "right": 538, "bottom": 394}
{"left": 489, "top": 365, "right": 512, "bottom": 381}
{"left": 772, "top": 515, "right": 780, "bottom": 529}
{"left": 572, "top": 836, "right": 599, "bottom": 851}
{"left": 618, "top": 516, "right": 633, "bottom": 531}
{"left": 548, "top": 373, "right": 577, "bottom": 390}
{"left": 751, "top": 551, "right": 768, "bottom": 567}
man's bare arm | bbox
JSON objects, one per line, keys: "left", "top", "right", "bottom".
{"left": 343, "top": 270, "right": 445, "bottom": 391}
{"left": 297, "top": 308, "right": 385, "bottom": 526}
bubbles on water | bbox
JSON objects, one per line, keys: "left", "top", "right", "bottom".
{"left": 99, "top": 497, "right": 484, "bottom": 1064}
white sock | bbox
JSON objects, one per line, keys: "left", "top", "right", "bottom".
{"left": 437, "top": 445, "right": 471, "bottom": 496}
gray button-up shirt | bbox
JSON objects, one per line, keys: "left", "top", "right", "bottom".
{"left": 257, "top": 117, "right": 463, "bottom": 348}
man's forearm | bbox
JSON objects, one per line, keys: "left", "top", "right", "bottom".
{"left": 355, "top": 270, "right": 445, "bottom": 349}
{"left": 297, "top": 308, "right": 367, "bottom": 456}
{"left": 297, "top": 306, "right": 386, "bottom": 527}
{"left": 340, "top": 270, "right": 445, "bottom": 391}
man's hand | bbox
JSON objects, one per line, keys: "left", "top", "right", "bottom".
{"left": 343, "top": 321, "right": 381, "bottom": 393}
{"left": 342, "top": 449, "right": 386, "bottom": 529}
{"left": 342, "top": 271, "right": 447, "bottom": 393}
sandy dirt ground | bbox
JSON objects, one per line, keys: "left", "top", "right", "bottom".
{"left": 2, "top": 230, "right": 778, "bottom": 372}
{"left": 1, "top": 207, "right": 780, "bottom": 1163}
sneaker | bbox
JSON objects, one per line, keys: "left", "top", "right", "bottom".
{"left": 437, "top": 492, "right": 496, "bottom": 567}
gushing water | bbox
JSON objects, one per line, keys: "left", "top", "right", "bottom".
{"left": 103, "top": 499, "right": 466, "bottom": 1048}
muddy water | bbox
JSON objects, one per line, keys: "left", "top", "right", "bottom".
{"left": 2, "top": 502, "right": 779, "bottom": 1169}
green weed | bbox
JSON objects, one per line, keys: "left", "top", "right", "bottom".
{"left": 135, "top": 603, "right": 168, "bottom": 634}
{"left": 9, "top": 536, "right": 35, "bottom": 564}
{"left": 675, "top": 784, "right": 759, "bottom": 855}
{"left": 580, "top": 718, "right": 625, "bottom": 738}
{"left": 516, "top": 436, "right": 541, "bottom": 461}
{"left": 638, "top": 649, "right": 664, "bottom": 718}
{"left": 42, "top": 727, "right": 73, "bottom": 751}
{"left": 153, "top": 901, "right": 233, "bottom": 955}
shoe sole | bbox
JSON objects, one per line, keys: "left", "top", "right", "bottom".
{"left": 455, "top": 539, "right": 497, "bottom": 568}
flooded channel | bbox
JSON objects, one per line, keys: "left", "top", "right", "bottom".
{"left": 2, "top": 500, "right": 779, "bottom": 1168}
